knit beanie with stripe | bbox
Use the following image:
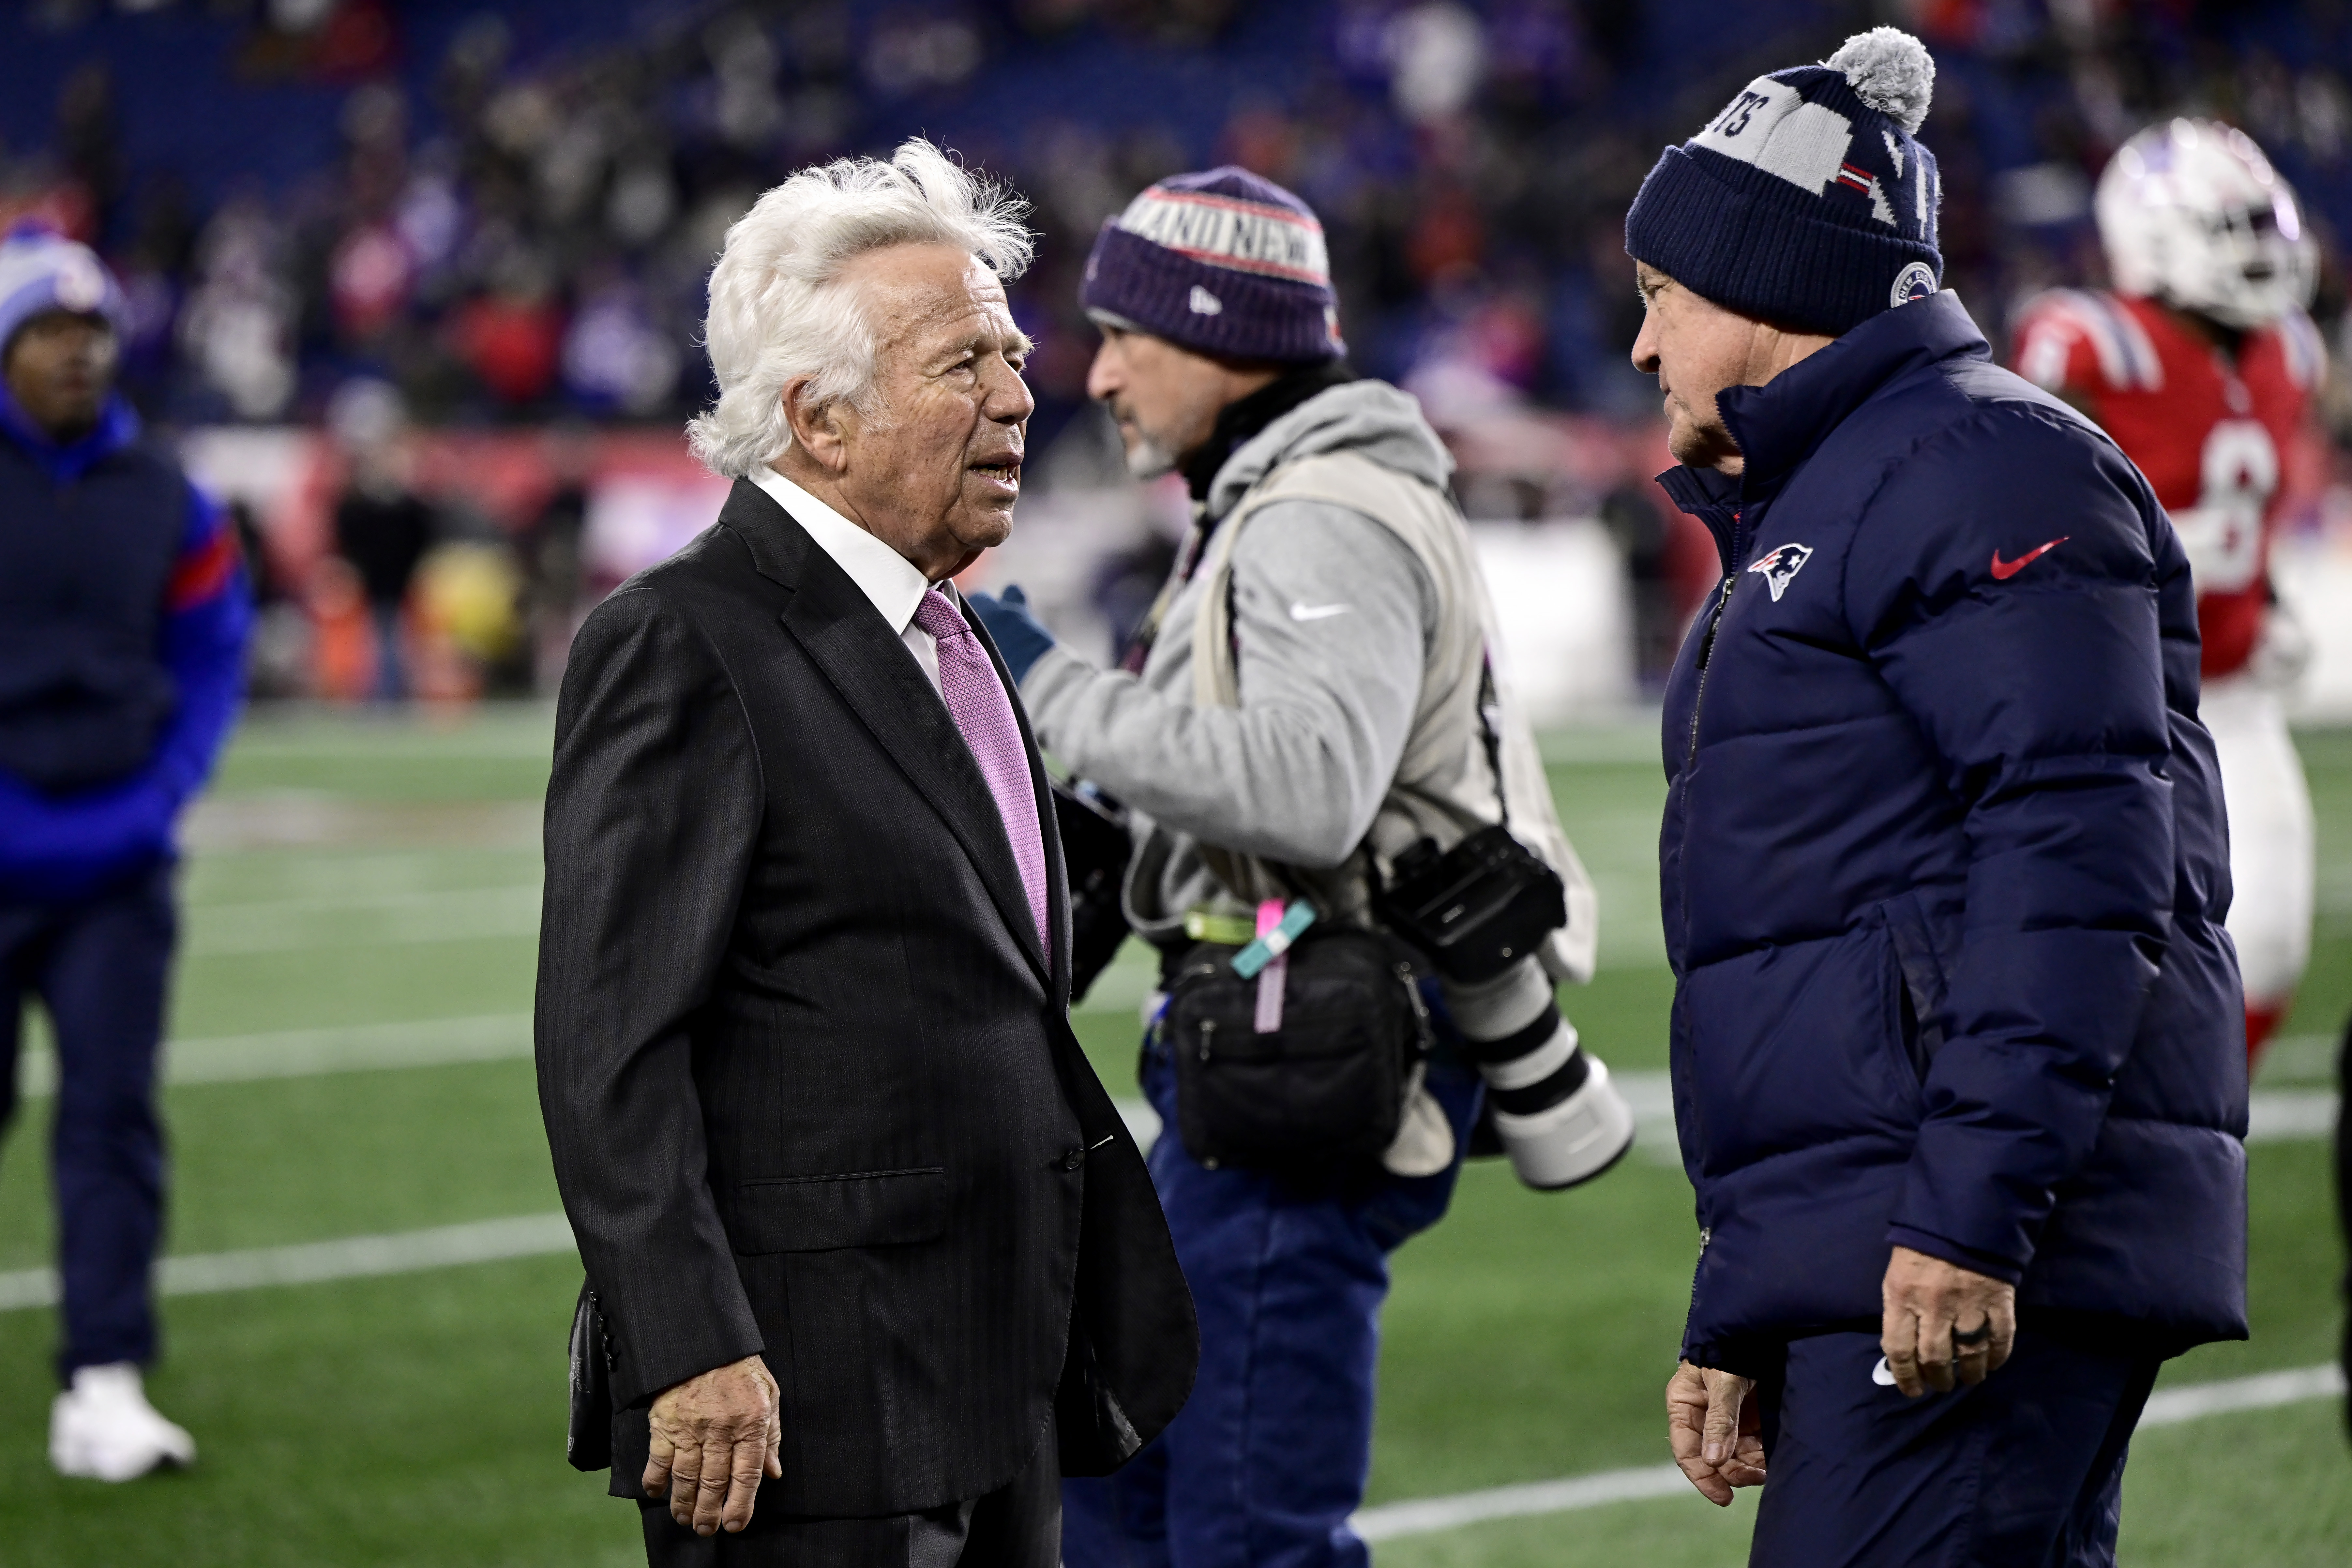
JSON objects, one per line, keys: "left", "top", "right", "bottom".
{"left": 0, "top": 222, "right": 128, "bottom": 359}
{"left": 1081, "top": 167, "right": 1345, "bottom": 364}
{"left": 1625, "top": 28, "right": 1945, "bottom": 336}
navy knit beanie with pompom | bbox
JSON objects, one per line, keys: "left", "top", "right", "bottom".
{"left": 1625, "top": 28, "right": 1945, "bottom": 336}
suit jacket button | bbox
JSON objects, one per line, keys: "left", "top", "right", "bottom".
{"left": 1060, "top": 1147, "right": 1085, "bottom": 1171}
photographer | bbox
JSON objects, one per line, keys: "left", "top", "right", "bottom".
{"left": 971, "top": 168, "right": 1634, "bottom": 1568}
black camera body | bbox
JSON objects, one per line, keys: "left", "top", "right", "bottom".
{"left": 1051, "top": 777, "right": 1135, "bottom": 1002}
{"left": 566, "top": 1280, "right": 614, "bottom": 1472}
{"left": 1372, "top": 823, "right": 1566, "bottom": 984}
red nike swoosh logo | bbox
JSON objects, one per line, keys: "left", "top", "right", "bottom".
{"left": 1990, "top": 537, "right": 2068, "bottom": 580}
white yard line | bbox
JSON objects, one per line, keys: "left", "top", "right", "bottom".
{"left": 16, "top": 1014, "right": 534, "bottom": 1098}
{"left": 2246, "top": 1089, "right": 2340, "bottom": 1142}
{"left": 2136, "top": 1362, "right": 2347, "bottom": 1426}
{"left": 18, "top": 1029, "right": 2329, "bottom": 1155}
{"left": 1115, "top": 1096, "right": 1162, "bottom": 1151}
{"left": 1351, "top": 1361, "right": 2350, "bottom": 1542}
{"left": 1355, "top": 1465, "right": 1692, "bottom": 1541}
{"left": 1116, "top": 1077, "right": 2336, "bottom": 1157}
{"left": 185, "top": 883, "right": 543, "bottom": 955}
{"left": 0, "top": 1213, "right": 576, "bottom": 1312}
{"left": 189, "top": 883, "right": 542, "bottom": 918}
{"left": 179, "top": 796, "right": 540, "bottom": 855}
{"left": 0, "top": 1209, "right": 2336, "bottom": 1546}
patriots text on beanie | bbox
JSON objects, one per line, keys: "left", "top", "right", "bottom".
{"left": 1624, "top": 28, "right": 1944, "bottom": 336}
{"left": 1081, "top": 167, "right": 1345, "bottom": 364}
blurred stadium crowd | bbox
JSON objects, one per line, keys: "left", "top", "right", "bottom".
{"left": 8, "top": 0, "right": 2352, "bottom": 700}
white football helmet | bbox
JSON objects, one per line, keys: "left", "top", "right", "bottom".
{"left": 2095, "top": 118, "right": 2315, "bottom": 329}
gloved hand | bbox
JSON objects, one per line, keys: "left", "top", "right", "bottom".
{"left": 967, "top": 584, "right": 1057, "bottom": 685}
{"left": 0, "top": 767, "right": 179, "bottom": 902}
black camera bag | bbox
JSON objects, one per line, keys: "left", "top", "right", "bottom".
{"left": 1163, "top": 928, "right": 1431, "bottom": 1171}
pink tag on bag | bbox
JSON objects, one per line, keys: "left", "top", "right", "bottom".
{"left": 1254, "top": 899, "right": 1287, "bottom": 1033}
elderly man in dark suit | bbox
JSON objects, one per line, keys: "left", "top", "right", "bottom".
{"left": 535, "top": 140, "right": 1195, "bottom": 1568}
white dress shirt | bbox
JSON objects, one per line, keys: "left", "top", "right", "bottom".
{"left": 748, "top": 464, "right": 945, "bottom": 693}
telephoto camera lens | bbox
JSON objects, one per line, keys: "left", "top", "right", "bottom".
{"left": 1462, "top": 1003, "right": 1635, "bottom": 1189}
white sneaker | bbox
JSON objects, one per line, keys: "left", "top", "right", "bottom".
{"left": 49, "top": 1364, "right": 196, "bottom": 1481}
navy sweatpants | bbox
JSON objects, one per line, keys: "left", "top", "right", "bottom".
{"left": 0, "top": 866, "right": 176, "bottom": 1381}
{"left": 1746, "top": 1328, "right": 2162, "bottom": 1568}
{"left": 1063, "top": 1048, "right": 1482, "bottom": 1568}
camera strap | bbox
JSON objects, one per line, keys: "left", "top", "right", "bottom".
{"left": 1475, "top": 653, "right": 1511, "bottom": 831}
{"left": 1117, "top": 503, "right": 1215, "bottom": 675}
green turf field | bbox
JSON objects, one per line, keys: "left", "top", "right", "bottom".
{"left": 0, "top": 706, "right": 2343, "bottom": 1566}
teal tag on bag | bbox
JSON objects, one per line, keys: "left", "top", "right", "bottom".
{"left": 1230, "top": 901, "right": 1317, "bottom": 979}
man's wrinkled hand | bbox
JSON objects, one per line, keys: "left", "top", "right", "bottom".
{"left": 1881, "top": 1244, "right": 2016, "bottom": 1397}
{"left": 1666, "top": 1361, "right": 1765, "bottom": 1506}
{"left": 643, "top": 1355, "right": 783, "bottom": 1536}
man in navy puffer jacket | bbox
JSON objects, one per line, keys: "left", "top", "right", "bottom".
{"left": 0, "top": 225, "right": 249, "bottom": 1481}
{"left": 1626, "top": 32, "right": 2243, "bottom": 1568}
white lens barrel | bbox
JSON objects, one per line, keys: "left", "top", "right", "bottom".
{"left": 1479, "top": 1018, "right": 1580, "bottom": 1091}
{"left": 1487, "top": 1054, "right": 1636, "bottom": 1190}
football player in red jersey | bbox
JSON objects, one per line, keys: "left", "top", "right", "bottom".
{"left": 2013, "top": 118, "right": 2321, "bottom": 1066}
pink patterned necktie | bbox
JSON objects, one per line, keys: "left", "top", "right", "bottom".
{"left": 911, "top": 586, "right": 1051, "bottom": 957}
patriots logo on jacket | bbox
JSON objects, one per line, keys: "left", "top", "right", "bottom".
{"left": 1746, "top": 543, "right": 1814, "bottom": 602}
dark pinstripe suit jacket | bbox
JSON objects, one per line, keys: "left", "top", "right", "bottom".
{"left": 535, "top": 479, "right": 1196, "bottom": 1517}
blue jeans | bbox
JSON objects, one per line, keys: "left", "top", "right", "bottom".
{"left": 1063, "top": 1041, "right": 1482, "bottom": 1568}
{"left": 371, "top": 601, "right": 408, "bottom": 702}
{"left": 1747, "top": 1328, "right": 2161, "bottom": 1568}
{"left": 0, "top": 865, "right": 176, "bottom": 1381}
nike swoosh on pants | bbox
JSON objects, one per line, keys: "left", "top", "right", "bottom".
{"left": 1289, "top": 602, "right": 1351, "bottom": 621}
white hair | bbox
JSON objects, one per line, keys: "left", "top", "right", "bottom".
{"left": 686, "top": 139, "right": 1034, "bottom": 479}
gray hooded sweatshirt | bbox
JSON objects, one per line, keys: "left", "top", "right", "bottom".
{"left": 1021, "top": 381, "right": 1445, "bottom": 937}
{"left": 1021, "top": 378, "right": 1597, "bottom": 1047}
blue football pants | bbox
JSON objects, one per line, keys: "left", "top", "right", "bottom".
{"left": 1063, "top": 1051, "right": 1480, "bottom": 1568}
{"left": 0, "top": 866, "right": 176, "bottom": 1382}
{"left": 1747, "top": 1328, "right": 2162, "bottom": 1568}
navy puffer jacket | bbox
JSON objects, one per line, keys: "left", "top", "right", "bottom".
{"left": 1657, "top": 291, "right": 2245, "bottom": 1370}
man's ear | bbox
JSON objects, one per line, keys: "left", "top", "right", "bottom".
{"left": 780, "top": 377, "right": 851, "bottom": 474}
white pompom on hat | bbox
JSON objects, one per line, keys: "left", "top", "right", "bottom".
{"left": 1624, "top": 27, "right": 1945, "bottom": 335}
{"left": 1826, "top": 27, "right": 1936, "bottom": 136}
